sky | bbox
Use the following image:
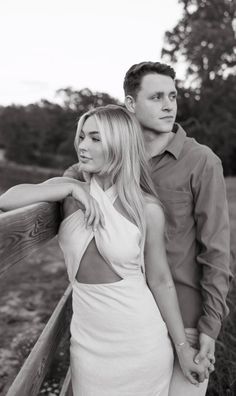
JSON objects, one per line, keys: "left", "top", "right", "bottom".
{"left": 0, "top": 0, "right": 184, "bottom": 106}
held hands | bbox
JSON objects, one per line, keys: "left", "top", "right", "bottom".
{"left": 194, "top": 332, "right": 216, "bottom": 376}
{"left": 71, "top": 183, "right": 105, "bottom": 232}
{"left": 176, "top": 342, "right": 211, "bottom": 386}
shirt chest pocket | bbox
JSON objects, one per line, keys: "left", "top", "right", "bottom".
{"left": 156, "top": 187, "right": 193, "bottom": 237}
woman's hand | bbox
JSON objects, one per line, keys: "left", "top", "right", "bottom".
{"left": 176, "top": 342, "right": 210, "bottom": 386}
{"left": 71, "top": 183, "right": 105, "bottom": 232}
{"left": 42, "top": 177, "right": 105, "bottom": 231}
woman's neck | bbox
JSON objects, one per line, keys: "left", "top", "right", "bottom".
{"left": 93, "top": 174, "right": 113, "bottom": 191}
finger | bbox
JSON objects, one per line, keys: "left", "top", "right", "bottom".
{"left": 205, "top": 369, "right": 209, "bottom": 380}
{"left": 202, "top": 357, "right": 211, "bottom": 370}
{"left": 94, "top": 202, "right": 105, "bottom": 229}
{"left": 186, "top": 372, "right": 199, "bottom": 386}
{"left": 86, "top": 202, "right": 95, "bottom": 227}
{"left": 207, "top": 354, "right": 216, "bottom": 364}
{"left": 100, "top": 210, "right": 105, "bottom": 228}
{"left": 84, "top": 205, "right": 90, "bottom": 225}
{"left": 194, "top": 350, "right": 207, "bottom": 364}
{"left": 93, "top": 204, "right": 100, "bottom": 232}
{"left": 94, "top": 201, "right": 105, "bottom": 231}
{"left": 87, "top": 210, "right": 95, "bottom": 227}
{"left": 194, "top": 353, "right": 201, "bottom": 364}
{"left": 197, "top": 372, "right": 206, "bottom": 383}
{"left": 93, "top": 218, "right": 99, "bottom": 233}
{"left": 208, "top": 363, "right": 215, "bottom": 373}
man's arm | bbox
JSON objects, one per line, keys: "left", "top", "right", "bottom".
{"left": 192, "top": 153, "right": 232, "bottom": 360}
{"left": 63, "top": 163, "right": 84, "bottom": 180}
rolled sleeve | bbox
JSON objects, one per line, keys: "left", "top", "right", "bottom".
{"left": 63, "top": 163, "right": 83, "bottom": 180}
{"left": 193, "top": 157, "right": 232, "bottom": 339}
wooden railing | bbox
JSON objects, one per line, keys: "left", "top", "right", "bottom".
{"left": 0, "top": 203, "right": 73, "bottom": 396}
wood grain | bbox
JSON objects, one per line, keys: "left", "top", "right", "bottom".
{"left": 0, "top": 202, "right": 62, "bottom": 277}
{"left": 59, "top": 368, "right": 73, "bottom": 396}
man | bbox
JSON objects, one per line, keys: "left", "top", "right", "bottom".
{"left": 64, "top": 62, "right": 231, "bottom": 395}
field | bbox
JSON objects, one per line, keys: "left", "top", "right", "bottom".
{"left": 0, "top": 170, "right": 235, "bottom": 396}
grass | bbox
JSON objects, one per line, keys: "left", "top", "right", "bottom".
{"left": 0, "top": 239, "right": 68, "bottom": 395}
{"left": 0, "top": 176, "right": 235, "bottom": 396}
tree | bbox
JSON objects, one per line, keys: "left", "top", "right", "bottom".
{"left": 0, "top": 88, "right": 120, "bottom": 170}
{"left": 56, "top": 87, "right": 120, "bottom": 113}
{"left": 161, "top": 0, "right": 236, "bottom": 175}
{"left": 162, "top": 0, "right": 236, "bottom": 87}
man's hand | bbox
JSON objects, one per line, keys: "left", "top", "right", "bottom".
{"left": 63, "top": 163, "right": 81, "bottom": 179}
{"left": 176, "top": 344, "right": 210, "bottom": 385}
{"left": 194, "top": 332, "right": 215, "bottom": 375}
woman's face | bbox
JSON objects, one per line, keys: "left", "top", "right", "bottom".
{"left": 78, "top": 115, "right": 106, "bottom": 174}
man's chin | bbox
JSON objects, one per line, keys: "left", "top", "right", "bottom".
{"left": 153, "top": 127, "right": 173, "bottom": 134}
{"left": 158, "top": 123, "right": 175, "bottom": 133}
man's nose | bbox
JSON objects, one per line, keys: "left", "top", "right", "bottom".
{"left": 162, "top": 97, "right": 173, "bottom": 111}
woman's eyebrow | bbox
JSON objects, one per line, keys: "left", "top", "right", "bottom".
{"left": 81, "top": 129, "right": 99, "bottom": 135}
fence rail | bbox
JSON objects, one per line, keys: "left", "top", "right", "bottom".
{"left": 0, "top": 202, "right": 73, "bottom": 396}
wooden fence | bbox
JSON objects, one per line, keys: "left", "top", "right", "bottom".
{"left": 0, "top": 202, "right": 73, "bottom": 396}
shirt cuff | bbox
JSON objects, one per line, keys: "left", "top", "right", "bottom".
{"left": 197, "top": 315, "right": 222, "bottom": 340}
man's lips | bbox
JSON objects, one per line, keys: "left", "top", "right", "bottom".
{"left": 159, "top": 116, "right": 174, "bottom": 120}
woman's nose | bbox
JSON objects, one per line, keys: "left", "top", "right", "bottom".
{"left": 79, "top": 137, "right": 88, "bottom": 150}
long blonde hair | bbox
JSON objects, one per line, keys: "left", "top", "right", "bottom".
{"left": 74, "top": 105, "right": 159, "bottom": 247}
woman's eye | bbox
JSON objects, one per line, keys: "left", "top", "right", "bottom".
{"left": 79, "top": 135, "right": 84, "bottom": 140}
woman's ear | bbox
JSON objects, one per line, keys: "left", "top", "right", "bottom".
{"left": 124, "top": 95, "right": 136, "bottom": 113}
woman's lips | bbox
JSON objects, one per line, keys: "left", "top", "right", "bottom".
{"left": 80, "top": 155, "right": 92, "bottom": 162}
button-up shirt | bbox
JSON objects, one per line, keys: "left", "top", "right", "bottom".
{"left": 150, "top": 124, "right": 231, "bottom": 339}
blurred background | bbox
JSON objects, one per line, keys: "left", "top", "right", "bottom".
{"left": 0, "top": 0, "right": 235, "bottom": 395}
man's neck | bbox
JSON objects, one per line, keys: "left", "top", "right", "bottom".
{"left": 143, "top": 129, "right": 175, "bottom": 159}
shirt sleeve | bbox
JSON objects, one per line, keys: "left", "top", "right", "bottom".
{"left": 192, "top": 155, "right": 232, "bottom": 339}
{"left": 63, "top": 163, "right": 84, "bottom": 180}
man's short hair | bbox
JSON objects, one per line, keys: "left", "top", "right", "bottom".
{"left": 123, "top": 61, "right": 176, "bottom": 99}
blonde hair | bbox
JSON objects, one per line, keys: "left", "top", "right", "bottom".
{"left": 74, "top": 105, "right": 159, "bottom": 247}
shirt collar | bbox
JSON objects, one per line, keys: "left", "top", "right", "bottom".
{"left": 164, "top": 123, "right": 186, "bottom": 159}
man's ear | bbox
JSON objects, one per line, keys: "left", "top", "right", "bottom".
{"left": 124, "top": 95, "right": 136, "bottom": 113}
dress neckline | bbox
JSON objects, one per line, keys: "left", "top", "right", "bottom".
{"left": 91, "top": 177, "right": 118, "bottom": 203}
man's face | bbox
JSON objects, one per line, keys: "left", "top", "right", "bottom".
{"left": 132, "top": 73, "right": 177, "bottom": 134}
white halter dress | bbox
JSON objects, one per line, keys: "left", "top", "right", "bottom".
{"left": 58, "top": 177, "right": 173, "bottom": 396}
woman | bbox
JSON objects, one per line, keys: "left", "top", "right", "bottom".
{"left": 0, "top": 105, "right": 209, "bottom": 395}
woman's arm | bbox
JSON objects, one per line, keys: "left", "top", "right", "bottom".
{"left": 0, "top": 177, "right": 75, "bottom": 211}
{"left": 0, "top": 177, "right": 105, "bottom": 230}
{"left": 144, "top": 200, "right": 209, "bottom": 385}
